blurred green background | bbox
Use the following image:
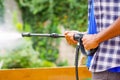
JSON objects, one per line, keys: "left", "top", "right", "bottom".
{"left": 0, "top": 0, "right": 87, "bottom": 69}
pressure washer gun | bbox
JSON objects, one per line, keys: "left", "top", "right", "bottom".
{"left": 22, "top": 32, "right": 97, "bottom": 56}
{"left": 22, "top": 32, "right": 98, "bottom": 80}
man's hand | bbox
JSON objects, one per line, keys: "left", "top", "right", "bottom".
{"left": 64, "top": 31, "right": 78, "bottom": 45}
{"left": 82, "top": 34, "right": 99, "bottom": 50}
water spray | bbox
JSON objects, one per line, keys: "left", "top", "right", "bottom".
{"left": 0, "top": 31, "right": 23, "bottom": 49}
{"left": 22, "top": 32, "right": 98, "bottom": 80}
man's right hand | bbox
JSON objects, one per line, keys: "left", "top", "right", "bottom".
{"left": 82, "top": 34, "right": 99, "bottom": 50}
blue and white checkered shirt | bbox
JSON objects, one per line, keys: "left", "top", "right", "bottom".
{"left": 88, "top": 0, "right": 120, "bottom": 72}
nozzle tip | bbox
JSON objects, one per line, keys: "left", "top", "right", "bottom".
{"left": 22, "top": 32, "right": 30, "bottom": 37}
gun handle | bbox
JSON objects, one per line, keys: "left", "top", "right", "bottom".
{"left": 73, "top": 33, "right": 83, "bottom": 41}
{"left": 87, "top": 47, "right": 98, "bottom": 56}
{"left": 73, "top": 33, "right": 98, "bottom": 56}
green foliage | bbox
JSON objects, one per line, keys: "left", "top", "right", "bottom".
{"left": 12, "top": 11, "right": 23, "bottom": 32}
{"left": 17, "top": 0, "right": 88, "bottom": 31}
{"left": 0, "top": 41, "right": 56, "bottom": 69}
{"left": 56, "top": 60, "right": 68, "bottom": 66}
{"left": 0, "top": 0, "right": 4, "bottom": 23}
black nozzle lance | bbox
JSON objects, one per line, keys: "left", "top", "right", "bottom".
{"left": 22, "top": 32, "right": 65, "bottom": 38}
{"left": 50, "top": 33, "right": 65, "bottom": 38}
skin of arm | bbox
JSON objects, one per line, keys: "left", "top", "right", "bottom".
{"left": 82, "top": 17, "right": 120, "bottom": 50}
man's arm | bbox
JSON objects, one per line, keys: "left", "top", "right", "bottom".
{"left": 95, "top": 17, "right": 120, "bottom": 44}
{"left": 82, "top": 17, "right": 120, "bottom": 50}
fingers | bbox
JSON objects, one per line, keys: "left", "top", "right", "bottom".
{"left": 64, "top": 31, "right": 69, "bottom": 35}
{"left": 65, "top": 34, "right": 77, "bottom": 45}
{"left": 84, "top": 45, "right": 90, "bottom": 50}
{"left": 64, "top": 31, "right": 78, "bottom": 45}
{"left": 82, "top": 34, "right": 99, "bottom": 50}
{"left": 82, "top": 35, "right": 88, "bottom": 46}
{"left": 82, "top": 34, "right": 91, "bottom": 50}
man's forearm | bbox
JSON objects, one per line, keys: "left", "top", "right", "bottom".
{"left": 95, "top": 17, "right": 120, "bottom": 44}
